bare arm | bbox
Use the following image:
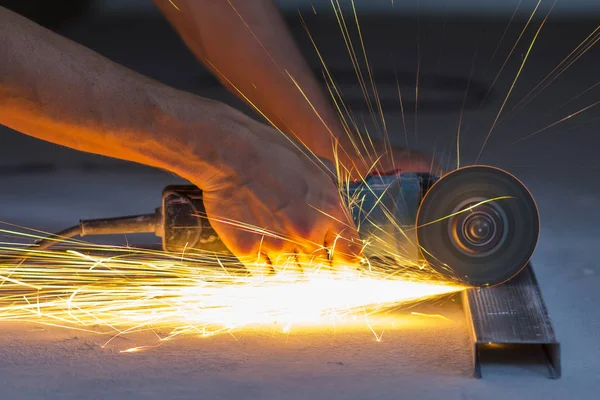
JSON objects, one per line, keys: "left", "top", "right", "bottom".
{"left": 0, "top": 5, "right": 236, "bottom": 185}
{"left": 154, "top": 0, "right": 435, "bottom": 176}
{"left": 0, "top": 6, "right": 359, "bottom": 269}
{"left": 154, "top": 0, "right": 350, "bottom": 165}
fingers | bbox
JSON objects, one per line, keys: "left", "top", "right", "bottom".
{"left": 210, "top": 221, "right": 306, "bottom": 276}
{"left": 214, "top": 232, "right": 362, "bottom": 277}
{"left": 389, "top": 149, "right": 440, "bottom": 174}
{"left": 325, "top": 225, "right": 362, "bottom": 271}
{"left": 292, "top": 245, "right": 323, "bottom": 275}
{"left": 204, "top": 186, "right": 363, "bottom": 277}
{"left": 358, "top": 141, "right": 438, "bottom": 175}
{"left": 215, "top": 221, "right": 361, "bottom": 277}
{"left": 211, "top": 224, "right": 275, "bottom": 277}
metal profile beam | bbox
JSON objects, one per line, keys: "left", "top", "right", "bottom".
{"left": 462, "top": 263, "right": 561, "bottom": 379}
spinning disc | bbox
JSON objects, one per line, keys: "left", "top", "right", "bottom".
{"left": 416, "top": 166, "right": 539, "bottom": 286}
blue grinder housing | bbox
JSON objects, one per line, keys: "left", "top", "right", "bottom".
{"left": 345, "top": 172, "right": 438, "bottom": 265}
{"left": 160, "top": 172, "right": 438, "bottom": 265}
{"left": 29, "top": 166, "right": 538, "bottom": 286}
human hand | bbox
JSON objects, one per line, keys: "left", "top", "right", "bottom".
{"left": 179, "top": 107, "right": 362, "bottom": 276}
{"left": 335, "top": 138, "right": 439, "bottom": 179}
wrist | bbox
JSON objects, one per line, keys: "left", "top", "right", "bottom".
{"left": 153, "top": 96, "right": 260, "bottom": 189}
{"left": 128, "top": 85, "right": 234, "bottom": 187}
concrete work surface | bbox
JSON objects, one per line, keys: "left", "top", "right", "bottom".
{"left": 0, "top": 4, "right": 599, "bottom": 399}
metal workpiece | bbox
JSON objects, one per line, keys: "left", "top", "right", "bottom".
{"left": 462, "top": 263, "right": 561, "bottom": 379}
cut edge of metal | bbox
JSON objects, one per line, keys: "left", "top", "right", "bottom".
{"left": 461, "top": 288, "right": 481, "bottom": 378}
{"left": 461, "top": 264, "right": 561, "bottom": 379}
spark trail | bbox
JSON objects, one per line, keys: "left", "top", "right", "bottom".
{"left": 0, "top": 229, "right": 462, "bottom": 351}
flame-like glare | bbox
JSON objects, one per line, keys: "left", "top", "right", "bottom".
{"left": 0, "top": 229, "right": 462, "bottom": 351}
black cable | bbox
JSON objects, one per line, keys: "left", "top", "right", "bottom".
{"left": 79, "top": 213, "right": 158, "bottom": 237}
{"left": 1, "top": 225, "right": 81, "bottom": 266}
{"left": 30, "top": 225, "right": 82, "bottom": 252}
{"left": 2, "top": 213, "right": 159, "bottom": 265}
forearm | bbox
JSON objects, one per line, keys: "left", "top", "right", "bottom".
{"left": 0, "top": 6, "right": 234, "bottom": 185}
{"left": 155, "top": 0, "right": 346, "bottom": 161}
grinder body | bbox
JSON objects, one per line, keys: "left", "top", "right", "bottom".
{"left": 160, "top": 172, "right": 437, "bottom": 265}
{"left": 60, "top": 166, "right": 538, "bottom": 287}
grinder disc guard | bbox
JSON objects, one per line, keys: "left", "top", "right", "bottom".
{"left": 416, "top": 166, "right": 539, "bottom": 286}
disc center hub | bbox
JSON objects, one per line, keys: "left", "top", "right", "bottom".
{"left": 450, "top": 200, "right": 507, "bottom": 256}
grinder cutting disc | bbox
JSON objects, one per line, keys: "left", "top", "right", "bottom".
{"left": 416, "top": 165, "right": 539, "bottom": 286}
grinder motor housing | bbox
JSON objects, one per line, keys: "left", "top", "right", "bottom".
{"left": 33, "top": 166, "right": 539, "bottom": 287}
{"left": 158, "top": 166, "right": 539, "bottom": 286}
{"left": 160, "top": 172, "right": 438, "bottom": 264}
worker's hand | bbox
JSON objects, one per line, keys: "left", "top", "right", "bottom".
{"left": 182, "top": 110, "right": 362, "bottom": 276}
{"left": 369, "top": 142, "right": 438, "bottom": 174}
{"left": 335, "top": 138, "right": 439, "bottom": 179}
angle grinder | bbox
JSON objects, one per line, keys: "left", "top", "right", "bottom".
{"left": 28, "top": 165, "right": 539, "bottom": 287}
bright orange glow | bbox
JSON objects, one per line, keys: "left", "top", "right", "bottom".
{"left": 0, "top": 231, "right": 463, "bottom": 352}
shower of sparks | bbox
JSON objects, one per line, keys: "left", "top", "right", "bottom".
{"left": 486, "top": 0, "right": 524, "bottom": 69}
{"left": 557, "top": 79, "right": 600, "bottom": 110}
{"left": 410, "top": 312, "right": 450, "bottom": 321}
{"left": 503, "top": 25, "right": 600, "bottom": 119}
{"left": 331, "top": 0, "right": 382, "bottom": 138}
{"left": 456, "top": 51, "right": 478, "bottom": 169}
{"left": 476, "top": 0, "right": 554, "bottom": 163}
{"left": 2, "top": 0, "right": 597, "bottom": 355}
{"left": 479, "top": 0, "right": 543, "bottom": 107}
{"left": 515, "top": 99, "right": 600, "bottom": 142}
{"left": 168, "top": 0, "right": 179, "bottom": 11}
{"left": 0, "top": 229, "right": 463, "bottom": 351}
{"left": 394, "top": 71, "right": 409, "bottom": 148}
{"left": 0, "top": 2, "right": 474, "bottom": 351}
